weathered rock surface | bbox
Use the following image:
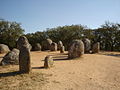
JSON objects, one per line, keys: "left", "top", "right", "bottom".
{"left": 0, "top": 48, "right": 19, "bottom": 65}
{"left": 44, "top": 56, "right": 54, "bottom": 68}
{"left": 60, "top": 46, "right": 65, "bottom": 53}
{"left": 34, "top": 43, "right": 41, "bottom": 51}
{"left": 0, "top": 44, "right": 10, "bottom": 54}
{"left": 17, "top": 36, "right": 31, "bottom": 73}
{"left": 82, "top": 38, "right": 91, "bottom": 53}
{"left": 50, "top": 42, "right": 57, "bottom": 51}
{"left": 58, "top": 41, "right": 63, "bottom": 50}
{"left": 92, "top": 42, "right": 100, "bottom": 53}
{"left": 68, "top": 40, "right": 84, "bottom": 59}
{"left": 17, "top": 36, "right": 32, "bottom": 51}
{"left": 42, "top": 39, "right": 52, "bottom": 50}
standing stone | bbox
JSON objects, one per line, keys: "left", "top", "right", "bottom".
{"left": 17, "top": 36, "right": 31, "bottom": 73}
{"left": 34, "top": 43, "right": 41, "bottom": 51}
{"left": 17, "top": 36, "right": 31, "bottom": 51}
{"left": 50, "top": 42, "right": 57, "bottom": 51}
{"left": 42, "top": 39, "right": 52, "bottom": 50}
{"left": 0, "top": 44, "right": 10, "bottom": 54}
{"left": 82, "top": 38, "right": 91, "bottom": 53}
{"left": 92, "top": 42, "right": 100, "bottom": 53}
{"left": 44, "top": 56, "right": 54, "bottom": 68}
{"left": 68, "top": 40, "right": 84, "bottom": 59}
{"left": 58, "top": 41, "right": 63, "bottom": 50}
{"left": 46, "top": 39, "right": 52, "bottom": 50}
{"left": 60, "top": 46, "right": 65, "bottom": 53}
{"left": 0, "top": 48, "right": 19, "bottom": 65}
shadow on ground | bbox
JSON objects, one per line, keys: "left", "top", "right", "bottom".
{"left": 32, "top": 66, "right": 45, "bottom": 69}
{"left": 0, "top": 71, "right": 22, "bottom": 78}
{"left": 99, "top": 51, "right": 120, "bottom": 58}
{"left": 105, "top": 54, "right": 120, "bottom": 57}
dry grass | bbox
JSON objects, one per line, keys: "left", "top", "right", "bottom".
{"left": 1, "top": 51, "right": 120, "bottom": 90}
{"left": 0, "top": 65, "right": 48, "bottom": 90}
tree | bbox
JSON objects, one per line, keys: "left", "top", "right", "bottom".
{"left": 94, "top": 21, "right": 120, "bottom": 51}
{"left": 0, "top": 19, "right": 24, "bottom": 49}
{"left": 45, "top": 25, "right": 87, "bottom": 50}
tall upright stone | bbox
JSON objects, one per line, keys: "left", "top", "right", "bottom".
{"left": 82, "top": 38, "right": 91, "bottom": 53}
{"left": 58, "top": 41, "right": 63, "bottom": 50}
{"left": 60, "top": 46, "right": 65, "bottom": 53}
{"left": 92, "top": 42, "right": 100, "bottom": 53}
{"left": 50, "top": 42, "right": 57, "bottom": 51}
{"left": 68, "top": 40, "right": 84, "bottom": 59}
{"left": 17, "top": 36, "right": 31, "bottom": 73}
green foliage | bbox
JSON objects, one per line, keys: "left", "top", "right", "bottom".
{"left": 45, "top": 25, "right": 89, "bottom": 49}
{"left": 1, "top": 19, "right": 120, "bottom": 51}
{"left": 0, "top": 19, "right": 24, "bottom": 49}
{"left": 26, "top": 22, "right": 120, "bottom": 51}
{"left": 26, "top": 25, "right": 89, "bottom": 50}
{"left": 94, "top": 21, "right": 120, "bottom": 51}
{"left": 25, "top": 31, "right": 47, "bottom": 50}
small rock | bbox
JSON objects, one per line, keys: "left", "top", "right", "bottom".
{"left": 44, "top": 56, "right": 54, "bottom": 68}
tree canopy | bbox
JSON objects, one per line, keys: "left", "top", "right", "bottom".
{"left": 0, "top": 19, "right": 120, "bottom": 51}
{"left": 0, "top": 19, "right": 24, "bottom": 49}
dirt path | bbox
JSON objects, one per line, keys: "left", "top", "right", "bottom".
{"left": 30, "top": 51, "right": 120, "bottom": 90}
{"left": 0, "top": 51, "right": 120, "bottom": 90}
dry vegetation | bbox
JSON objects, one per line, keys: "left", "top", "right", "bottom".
{"left": 0, "top": 65, "right": 49, "bottom": 90}
{"left": 0, "top": 51, "right": 120, "bottom": 90}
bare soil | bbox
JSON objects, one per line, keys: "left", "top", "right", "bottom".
{"left": 0, "top": 51, "right": 120, "bottom": 90}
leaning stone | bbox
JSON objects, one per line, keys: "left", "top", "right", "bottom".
{"left": 0, "top": 48, "right": 19, "bottom": 65}
{"left": 0, "top": 44, "right": 10, "bottom": 54}
{"left": 92, "top": 42, "right": 100, "bottom": 53}
{"left": 44, "top": 56, "right": 54, "bottom": 68}
{"left": 50, "top": 42, "right": 57, "bottom": 51}
{"left": 60, "top": 46, "right": 65, "bottom": 53}
{"left": 68, "top": 40, "right": 84, "bottom": 59}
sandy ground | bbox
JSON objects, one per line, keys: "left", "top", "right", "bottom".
{"left": 0, "top": 51, "right": 120, "bottom": 90}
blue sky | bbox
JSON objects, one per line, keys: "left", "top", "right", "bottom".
{"left": 0, "top": 0, "right": 120, "bottom": 33}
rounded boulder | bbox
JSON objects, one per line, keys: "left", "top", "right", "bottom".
{"left": 0, "top": 44, "right": 10, "bottom": 54}
{"left": 68, "top": 40, "right": 84, "bottom": 59}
